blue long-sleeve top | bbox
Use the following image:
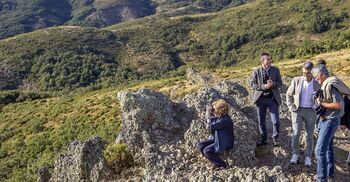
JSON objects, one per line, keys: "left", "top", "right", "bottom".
{"left": 208, "top": 114, "right": 234, "bottom": 153}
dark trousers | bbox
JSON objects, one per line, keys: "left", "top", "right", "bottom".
{"left": 196, "top": 139, "right": 226, "bottom": 167}
{"left": 256, "top": 97, "right": 280, "bottom": 142}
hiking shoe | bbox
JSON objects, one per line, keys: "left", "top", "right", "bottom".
{"left": 313, "top": 175, "right": 333, "bottom": 182}
{"left": 305, "top": 157, "right": 312, "bottom": 167}
{"left": 290, "top": 154, "right": 298, "bottom": 164}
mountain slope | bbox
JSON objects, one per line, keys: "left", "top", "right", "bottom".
{"left": 1, "top": 48, "right": 350, "bottom": 181}
{"left": 1, "top": 0, "right": 350, "bottom": 181}
{"left": 0, "top": 27, "right": 123, "bottom": 91}
{"left": 0, "top": 0, "right": 72, "bottom": 39}
{"left": 0, "top": 0, "right": 156, "bottom": 39}
{"left": 0, "top": 0, "right": 252, "bottom": 39}
{"left": 1, "top": 0, "right": 349, "bottom": 91}
{"left": 68, "top": 0, "right": 156, "bottom": 28}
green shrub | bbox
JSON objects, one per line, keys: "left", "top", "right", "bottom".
{"left": 0, "top": 90, "right": 49, "bottom": 105}
{"left": 103, "top": 143, "right": 134, "bottom": 173}
{"left": 300, "top": 1, "right": 347, "bottom": 34}
{"left": 0, "top": 91, "right": 20, "bottom": 105}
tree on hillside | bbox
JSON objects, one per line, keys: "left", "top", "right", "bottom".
{"left": 0, "top": 61, "right": 19, "bottom": 90}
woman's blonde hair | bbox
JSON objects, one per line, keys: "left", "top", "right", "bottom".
{"left": 212, "top": 99, "right": 229, "bottom": 115}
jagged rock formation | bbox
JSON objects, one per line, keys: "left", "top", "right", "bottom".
{"left": 37, "top": 166, "right": 51, "bottom": 182}
{"left": 116, "top": 89, "right": 195, "bottom": 165}
{"left": 42, "top": 79, "right": 350, "bottom": 181}
{"left": 48, "top": 137, "right": 113, "bottom": 182}
{"left": 186, "top": 68, "right": 213, "bottom": 84}
{"left": 112, "top": 80, "right": 295, "bottom": 181}
{"left": 83, "top": 2, "right": 155, "bottom": 28}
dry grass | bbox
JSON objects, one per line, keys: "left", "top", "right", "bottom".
{"left": 115, "top": 48, "right": 350, "bottom": 99}
{"left": 211, "top": 48, "right": 350, "bottom": 86}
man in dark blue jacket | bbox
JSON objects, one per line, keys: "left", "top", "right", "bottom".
{"left": 196, "top": 99, "right": 234, "bottom": 170}
{"left": 250, "top": 52, "right": 282, "bottom": 146}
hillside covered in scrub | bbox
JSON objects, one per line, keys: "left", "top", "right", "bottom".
{"left": 1, "top": 0, "right": 350, "bottom": 92}
{"left": 0, "top": 0, "right": 251, "bottom": 39}
{"left": 1, "top": 0, "right": 350, "bottom": 181}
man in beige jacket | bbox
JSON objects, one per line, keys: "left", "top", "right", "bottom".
{"left": 286, "top": 61, "right": 320, "bottom": 166}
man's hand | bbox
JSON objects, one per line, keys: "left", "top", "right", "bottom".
{"left": 265, "top": 79, "right": 273, "bottom": 89}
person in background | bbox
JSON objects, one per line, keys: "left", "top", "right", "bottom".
{"left": 315, "top": 59, "right": 327, "bottom": 130}
{"left": 312, "top": 64, "right": 350, "bottom": 181}
{"left": 317, "top": 59, "right": 327, "bottom": 66}
{"left": 250, "top": 53, "right": 282, "bottom": 146}
{"left": 286, "top": 61, "right": 320, "bottom": 166}
{"left": 196, "top": 99, "right": 234, "bottom": 170}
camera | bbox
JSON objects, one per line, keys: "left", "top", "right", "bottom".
{"left": 313, "top": 89, "right": 323, "bottom": 100}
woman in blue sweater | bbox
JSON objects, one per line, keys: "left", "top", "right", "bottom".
{"left": 196, "top": 99, "right": 234, "bottom": 170}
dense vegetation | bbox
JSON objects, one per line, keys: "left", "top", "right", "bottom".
{"left": 0, "top": 0, "right": 251, "bottom": 39}
{"left": 1, "top": 0, "right": 350, "bottom": 181}
{"left": 0, "top": 27, "right": 123, "bottom": 91}
{"left": 0, "top": 87, "right": 122, "bottom": 181}
{"left": 185, "top": 0, "right": 350, "bottom": 67}
{"left": 0, "top": 0, "right": 155, "bottom": 39}
{"left": 0, "top": 0, "right": 72, "bottom": 39}
{"left": 1, "top": 0, "right": 349, "bottom": 92}
{"left": 0, "top": 19, "right": 198, "bottom": 91}
{"left": 68, "top": 0, "right": 156, "bottom": 28}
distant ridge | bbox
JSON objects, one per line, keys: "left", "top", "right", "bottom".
{"left": 1, "top": 0, "right": 349, "bottom": 92}
{"left": 0, "top": 0, "right": 251, "bottom": 39}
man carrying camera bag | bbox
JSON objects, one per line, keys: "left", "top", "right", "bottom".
{"left": 312, "top": 64, "right": 350, "bottom": 182}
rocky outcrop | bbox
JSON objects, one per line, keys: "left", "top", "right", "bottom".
{"left": 48, "top": 137, "right": 113, "bottom": 182}
{"left": 116, "top": 89, "right": 196, "bottom": 176}
{"left": 113, "top": 79, "right": 342, "bottom": 181}
{"left": 44, "top": 79, "right": 350, "bottom": 181}
{"left": 114, "top": 80, "right": 271, "bottom": 181}
{"left": 37, "top": 166, "right": 51, "bottom": 182}
{"left": 181, "top": 81, "right": 258, "bottom": 167}
{"left": 85, "top": 5, "right": 155, "bottom": 27}
{"left": 186, "top": 68, "right": 213, "bottom": 84}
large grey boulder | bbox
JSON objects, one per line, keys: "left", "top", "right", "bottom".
{"left": 115, "top": 80, "right": 267, "bottom": 180}
{"left": 181, "top": 80, "right": 258, "bottom": 167}
{"left": 49, "top": 137, "right": 112, "bottom": 182}
{"left": 116, "top": 89, "right": 195, "bottom": 170}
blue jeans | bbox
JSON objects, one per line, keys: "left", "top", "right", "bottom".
{"left": 256, "top": 97, "right": 280, "bottom": 142}
{"left": 315, "top": 117, "right": 340, "bottom": 182}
